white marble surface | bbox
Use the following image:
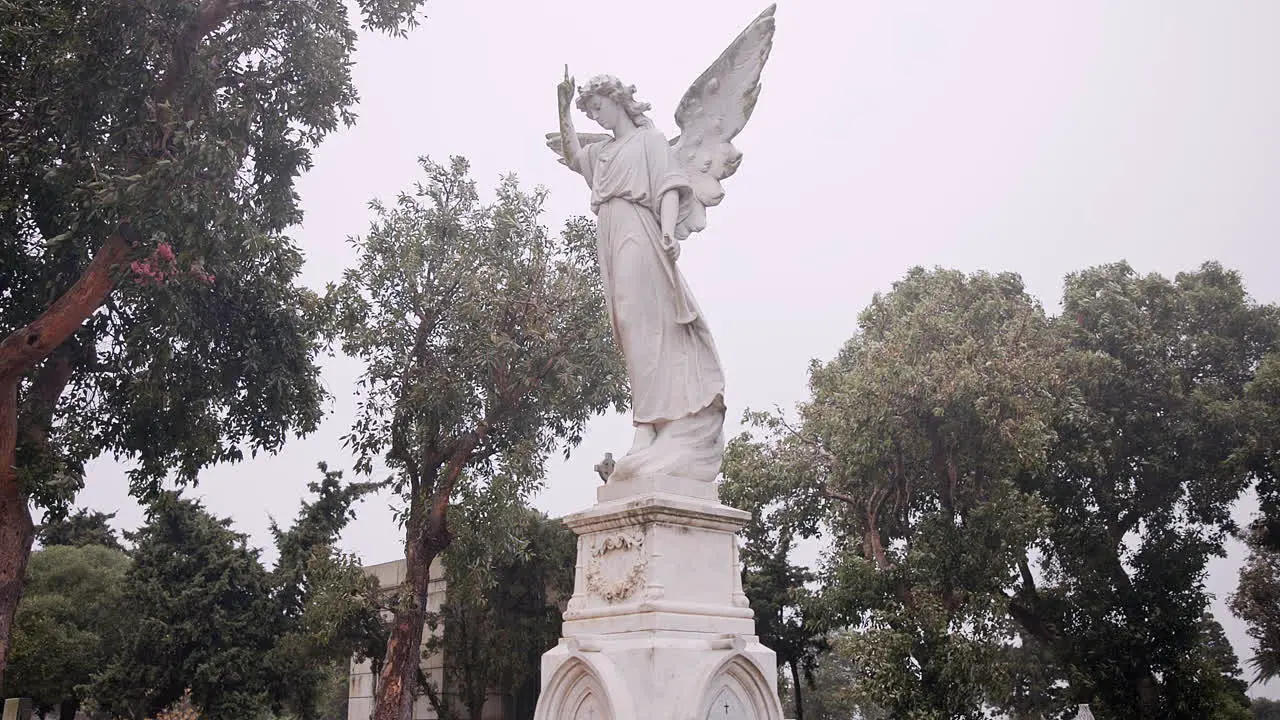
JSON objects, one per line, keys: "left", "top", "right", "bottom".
{"left": 548, "top": 4, "right": 777, "bottom": 488}
{"left": 535, "top": 6, "right": 784, "bottom": 719}
{"left": 534, "top": 490, "right": 784, "bottom": 720}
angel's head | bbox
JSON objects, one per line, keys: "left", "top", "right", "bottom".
{"left": 576, "top": 75, "right": 654, "bottom": 131}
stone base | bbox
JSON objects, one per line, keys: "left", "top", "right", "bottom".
{"left": 596, "top": 472, "right": 717, "bottom": 503}
{"left": 533, "top": 486, "right": 784, "bottom": 720}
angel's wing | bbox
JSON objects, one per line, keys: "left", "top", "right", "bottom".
{"left": 670, "top": 4, "right": 776, "bottom": 238}
{"left": 544, "top": 132, "right": 614, "bottom": 168}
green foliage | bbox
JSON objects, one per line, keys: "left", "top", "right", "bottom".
{"left": 728, "top": 267, "right": 1062, "bottom": 719}
{"left": 270, "top": 462, "right": 384, "bottom": 624}
{"left": 1160, "top": 614, "right": 1251, "bottom": 720}
{"left": 1245, "top": 352, "right": 1280, "bottom": 550}
{"left": 89, "top": 493, "right": 279, "bottom": 720}
{"left": 1232, "top": 522, "right": 1280, "bottom": 683}
{"left": 266, "top": 463, "right": 387, "bottom": 720}
{"left": 331, "top": 155, "right": 626, "bottom": 713}
{"left": 1027, "top": 262, "right": 1277, "bottom": 718}
{"left": 423, "top": 493, "right": 576, "bottom": 720}
{"left": 333, "top": 156, "right": 627, "bottom": 490}
{"left": 1, "top": 0, "right": 431, "bottom": 515}
{"left": 725, "top": 262, "right": 1278, "bottom": 719}
{"left": 86, "top": 465, "right": 386, "bottom": 720}
{"left": 4, "top": 544, "right": 130, "bottom": 712}
{"left": 35, "top": 507, "right": 123, "bottom": 550}
{"left": 784, "top": 630, "right": 887, "bottom": 720}
{"left": 720, "top": 459, "right": 828, "bottom": 720}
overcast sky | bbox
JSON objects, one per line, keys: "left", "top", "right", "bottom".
{"left": 76, "top": 0, "right": 1280, "bottom": 697}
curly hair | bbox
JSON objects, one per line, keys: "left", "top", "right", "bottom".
{"left": 576, "top": 74, "right": 655, "bottom": 129}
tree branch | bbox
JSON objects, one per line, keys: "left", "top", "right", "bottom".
{"left": 822, "top": 486, "right": 858, "bottom": 507}
{"left": 1019, "top": 557, "right": 1037, "bottom": 595}
{"left": 1006, "top": 592, "right": 1058, "bottom": 648}
{"left": 16, "top": 343, "right": 76, "bottom": 448}
{"left": 416, "top": 666, "right": 457, "bottom": 720}
{"left": 775, "top": 413, "right": 840, "bottom": 471}
{"left": 153, "top": 0, "right": 242, "bottom": 107}
{"left": 0, "top": 224, "right": 138, "bottom": 384}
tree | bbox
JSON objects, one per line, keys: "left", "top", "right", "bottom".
{"left": 789, "top": 630, "right": 888, "bottom": 720}
{"left": 422, "top": 493, "right": 576, "bottom": 720}
{"left": 3, "top": 544, "right": 130, "bottom": 717}
{"left": 266, "top": 462, "right": 387, "bottom": 720}
{"left": 1160, "top": 613, "right": 1251, "bottom": 720}
{"left": 1232, "top": 521, "right": 1280, "bottom": 683}
{"left": 740, "top": 536, "right": 826, "bottom": 720}
{"left": 86, "top": 465, "right": 386, "bottom": 720}
{"left": 728, "top": 267, "right": 1063, "bottom": 718}
{"left": 1007, "top": 262, "right": 1279, "bottom": 718}
{"left": 723, "top": 262, "right": 1277, "bottom": 717}
{"left": 331, "top": 156, "right": 627, "bottom": 720}
{"left": 995, "top": 637, "right": 1070, "bottom": 720}
{"left": 35, "top": 508, "right": 123, "bottom": 550}
{"left": 89, "top": 493, "right": 279, "bottom": 720}
{"left": 1245, "top": 344, "right": 1280, "bottom": 552}
{"left": 0, "top": 0, "right": 430, "bottom": 683}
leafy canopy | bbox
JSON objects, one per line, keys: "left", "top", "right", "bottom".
{"left": 334, "top": 156, "right": 627, "bottom": 496}
{"left": 423, "top": 492, "right": 576, "bottom": 720}
{"left": 35, "top": 508, "right": 123, "bottom": 550}
{"left": 4, "top": 544, "right": 130, "bottom": 712}
{"left": 88, "top": 465, "right": 384, "bottom": 720}
{"left": 1, "top": 0, "right": 430, "bottom": 512}
{"left": 332, "top": 156, "right": 625, "bottom": 720}
{"left": 722, "top": 262, "right": 1278, "bottom": 719}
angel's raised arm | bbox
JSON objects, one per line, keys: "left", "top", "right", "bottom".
{"left": 548, "top": 66, "right": 611, "bottom": 185}
{"left": 556, "top": 66, "right": 584, "bottom": 169}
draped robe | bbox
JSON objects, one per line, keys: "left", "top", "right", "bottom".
{"left": 573, "top": 127, "right": 726, "bottom": 482}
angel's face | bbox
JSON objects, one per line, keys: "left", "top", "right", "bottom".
{"left": 585, "top": 94, "right": 622, "bottom": 130}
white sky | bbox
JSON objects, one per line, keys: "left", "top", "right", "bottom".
{"left": 76, "top": 0, "right": 1280, "bottom": 698}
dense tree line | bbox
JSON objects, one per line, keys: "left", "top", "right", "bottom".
{"left": 5, "top": 465, "right": 384, "bottom": 720}
{"left": 419, "top": 495, "right": 576, "bottom": 720}
{"left": 6, "top": 467, "right": 578, "bottom": 720}
{"left": 725, "top": 262, "right": 1279, "bottom": 720}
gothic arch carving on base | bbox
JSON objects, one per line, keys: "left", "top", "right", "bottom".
{"left": 533, "top": 655, "right": 636, "bottom": 720}
{"left": 693, "top": 654, "right": 784, "bottom": 720}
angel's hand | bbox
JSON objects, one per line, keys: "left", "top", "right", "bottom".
{"left": 662, "top": 233, "right": 681, "bottom": 262}
{"left": 557, "top": 65, "right": 575, "bottom": 110}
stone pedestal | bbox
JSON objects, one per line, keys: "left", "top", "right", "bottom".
{"left": 533, "top": 477, "right": 784, "bottom": 720}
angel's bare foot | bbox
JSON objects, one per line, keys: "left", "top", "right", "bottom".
{"left": 627, "top": 423, "right": 657, "bottom": 455}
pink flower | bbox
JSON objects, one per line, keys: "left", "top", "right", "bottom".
{"left": 129, "top": 243, "right": 215, "bottom": 289}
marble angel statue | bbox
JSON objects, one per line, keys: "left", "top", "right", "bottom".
{"left": 546, "top": 5, "right": 776, "bottom": 485}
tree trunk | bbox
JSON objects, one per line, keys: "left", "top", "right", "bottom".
{"left": 58, "top": 697, "right": 79, "bottom": 720}
{"left": 373, "top": 532, "right": 434, "bottom": 720}
{"left": 372, "top": 420, "right": 482, "bottom": 720}
{"left": 0, "top": 378, "right": 34, "bottom": 692}
{"left": 373, "top": 505, "right": 451, "bottom": 720}
{"left": 0, "top": 228, "right": 134, "bottom": 690}
{"left": 788, "top": 657, "right": 805, "bottom": 720}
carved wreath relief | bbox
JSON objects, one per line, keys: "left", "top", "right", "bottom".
{"left": 584, "top": 528, "right": 647, "bottom": 604}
